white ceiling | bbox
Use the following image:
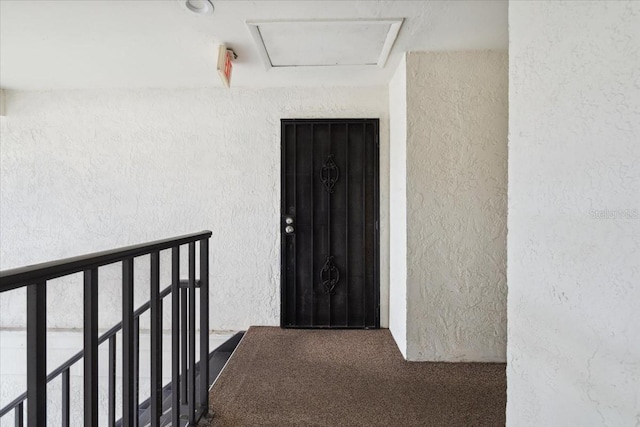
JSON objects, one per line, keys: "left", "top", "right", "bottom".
{"left": 0, "top": 0, "right": 507, "bottom": 90}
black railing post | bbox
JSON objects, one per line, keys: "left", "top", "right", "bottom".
{"left": 199, "top": 238, "right": 210, "bottom": 413}
{"left": 150, "top": 250, "right": 162, "bottom": 426}
{"left": 62, "top": 368, "right": 70, "bottom": 427}
{"left": 181, "top": 266, "right": 188, "bottom": 406}
{"left": 108, "top": 335, "right": 116, "bottom": 427}
{"left": 26, "top": 281, "right": 46, "bottom": 426}
{"left": 188, "top": 242, "right": 197, "bottom": 425}
{"left": 122, "top": 258, "right": 135, "bottom": 427}
{"left": 83, "top": 267, "right": 99, "bottom": 427}
{"left": 171, "top": 246, "right": 181, "bottom": 426}
{"left": 133, "top": 317, "right": 140, "bottom": 427}
{"left": 15, "top": 402, "right": 23, "bottom": 427}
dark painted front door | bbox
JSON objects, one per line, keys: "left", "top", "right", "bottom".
{"left": 281, "top": 119, "right": 379, "bottom": 328}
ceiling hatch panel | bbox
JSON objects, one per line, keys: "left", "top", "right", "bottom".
{"left": 247, "top": 19, "right": 403, "bottom": 69}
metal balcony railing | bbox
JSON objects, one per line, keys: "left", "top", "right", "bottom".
{"left": 0, "top": 231, "right": 212, "bottom": 426}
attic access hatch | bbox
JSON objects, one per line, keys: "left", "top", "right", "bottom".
{"left": 247, "top": 19, "right": 403, "bottom": 69}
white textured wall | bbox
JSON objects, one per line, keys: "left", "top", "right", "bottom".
{"left": 405, "top": 51, "right": 508, "bottom": 361}
{"left": 388, "top": 55, "right": 407, "bottom": 358}
{"left": 0, "top": 87, "right": 389, "bottom": 331}
{"left": 508, "top": 1, "right": 640, "bottom": 425}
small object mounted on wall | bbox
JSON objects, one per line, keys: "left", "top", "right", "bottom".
{"left": 217, "top": 44, "right": 237, "bottom": 88}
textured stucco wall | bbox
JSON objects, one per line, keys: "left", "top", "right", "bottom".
{"left": 508, "top": 2, "right": 640, "bottom": 425}
{"left": 388, "top": 55, "right": 408, "bottom": 358}
{"left": 0, "top": 87, "right": 390, "bottom": 331}
{"left": 405, "top": 51, "right": 508, "bottom": 362}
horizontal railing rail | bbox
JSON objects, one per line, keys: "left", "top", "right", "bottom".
{"left": 0, "top": 231, "right": 212, "bottom": 426}
{"left": 0, "top": 231, "right": 212, "bottom": 292}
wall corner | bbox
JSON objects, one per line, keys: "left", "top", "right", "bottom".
{"left": 0, "top": 89, "right": 6, "bottom": 116}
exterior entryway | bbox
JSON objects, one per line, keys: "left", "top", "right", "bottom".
{"left": 281, "top": 119, "right": 379, "bottom": 328}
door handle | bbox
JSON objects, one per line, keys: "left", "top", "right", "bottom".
{"left": 285, "top": 225, "right": 294, "bottom": 234}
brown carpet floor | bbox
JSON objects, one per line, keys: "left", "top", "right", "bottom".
{"left": 203, "top": 326, "right": 506, "bottom": 427}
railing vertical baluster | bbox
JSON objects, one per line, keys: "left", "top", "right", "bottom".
{"left": 62, "top": 369, "right": 70, "bottom": 427}
{"left": 171, "top": 247, "right": 180, "bottom": 426}
{"left": 26, "top": 281, "right": 46, "bottom": 426}
{"left": 108, "top": 335, "right": 116, "bottom": 427}
{"left": 188, "top": 242, "right": 196, "bottom": 424}
{"left": 122, "top": 258, "right": 135, "bottom": 427}
{"left": 14, "top": 402, "right": 23, "bottom": 427}
{"left": 150, "top": 251, "right": 161, "bottom": 426}
{"left": 84, "top": 268, "right": 99, "bottom": 427}
{"left": 133, "top": 317, "right": 140, "bottom": 427}
{"left": 181, "top": 266, "right": 188, "bottom": 405}
{"left": 199, "top": 238, "right": 210, "bottom": 414}
{"left": 158, "top": 299, "right": 163, "bottom": 422}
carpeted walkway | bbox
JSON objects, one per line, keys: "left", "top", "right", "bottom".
{"left": 203, "top": 326, "right": 506, "bottom": 426}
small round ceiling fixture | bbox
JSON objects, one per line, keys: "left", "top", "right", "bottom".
{"left": 184, "top": 0, "right": 214, "bottom": 15}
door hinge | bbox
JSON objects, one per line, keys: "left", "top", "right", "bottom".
{"left": 375, "top": 220, "right": 379, "bottom": 230}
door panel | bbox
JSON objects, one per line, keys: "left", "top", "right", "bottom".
{"left": 281, "top": 119, "right": 379, "bottom": 328}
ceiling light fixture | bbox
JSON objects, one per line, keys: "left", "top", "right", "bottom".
{"left": 184, "top": 0, "right": 214, "bottom": 15}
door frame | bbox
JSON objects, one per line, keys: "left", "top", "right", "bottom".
{"left": 279, "top": 118, "right": 380, "bottom": 328}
